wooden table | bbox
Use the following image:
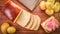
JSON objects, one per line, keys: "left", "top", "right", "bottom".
{"left": 0, "top": 0, "right": 60, "bottom": 34}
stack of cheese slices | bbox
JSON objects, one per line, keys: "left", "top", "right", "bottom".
{"left": 14, "top": 10, "right": 41, "bottom": 30}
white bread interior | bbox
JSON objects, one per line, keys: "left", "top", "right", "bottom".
{"left": 16, "top": 10, "right": 31, "bottom": 27}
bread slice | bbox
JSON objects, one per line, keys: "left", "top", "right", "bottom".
{"left": 34, "top": 15, "right": 41, "bottom": 30}
{"left": 25, "top": 14, "right": 34, "bottom": 29}
{"left": 29, "top": 15, "right": 38, "bottom": 30}
{"left": 15, "top": 10, "right": 31, "bottom": 27}
{"left": 41, "top": 16, "right": 55, "bottom": 33}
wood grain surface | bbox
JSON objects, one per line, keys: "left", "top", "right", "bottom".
{"left": 0, "top": 0, "right": 60, "bottom": 34}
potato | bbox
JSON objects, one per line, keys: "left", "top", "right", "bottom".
{"left": 39, "top": 1, "right": 46, "bottom": 10}
{"left": 7, "top": 26, "right": 16, "bottom": 34}
{"left": 1, "top": 23, "right": 10, "bottom": 34}
{"left": 45, "top": 9, "right": 54, "bottom": 15}
{"left": 47, "top": 0, "right": 55, "bottom": 4}
{"left": 46, "top": 2, "right": 54, "bottom": 9}
{"left": 53, "top": 2, "right": 60, "bottom": 12}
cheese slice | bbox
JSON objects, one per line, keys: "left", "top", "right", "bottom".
{"left": 34, "top": 15, "right": 41, "bottom": 30}
{"left": 16, "top": 10, "right": 31, "bottom": 27}
{"left": 25, "top": 14, "right": 34, "bottom": 29}
{"left": 30, "top": 15, "right": 38, "bottom": 30}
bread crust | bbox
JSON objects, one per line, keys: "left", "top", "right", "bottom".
{"left": 25, "top": 14, "right": 34, "bottom": 29}
{"left": 34, "top": 15, "right": 41, "bottom": 30}
{"left": 30, "top": 15, "right": 38, "bottom": 30}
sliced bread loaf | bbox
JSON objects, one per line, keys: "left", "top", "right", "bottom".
{"left": 16, "top": 10, "right": 31, "bottom": 27}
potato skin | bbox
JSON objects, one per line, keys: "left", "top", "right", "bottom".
{"left": 45, "top": 9, "right": 54, "bottom": 15}
{"left": 7, "top": 26, "right": 16, "bottom": 34}
{"left": 53, "top": 2, "right": 60, "bottom": 12}
{"left": 1, "top": 23, "right": 10, "bottom": 34}
{"left": 39, "top": 1, "right": 46, "bottom": 10}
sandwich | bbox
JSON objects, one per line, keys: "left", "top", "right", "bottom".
{"left": 41, "top": 16, "right": 59, "bottom": 33}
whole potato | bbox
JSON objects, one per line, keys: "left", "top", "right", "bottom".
{"left": 7, "top": 26, "right": 16, "bottom": 34}
{"left": 53, "top": 2, "right": 60, "bottom": 12}
{"left": 39, "top": 1, "right": 46, "bottom": 10}
{"left": 1, "top": 23, "right": 10, "bottom": 34}
{"left": 45, "top": 9, "right": 54, "bottom": 15}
